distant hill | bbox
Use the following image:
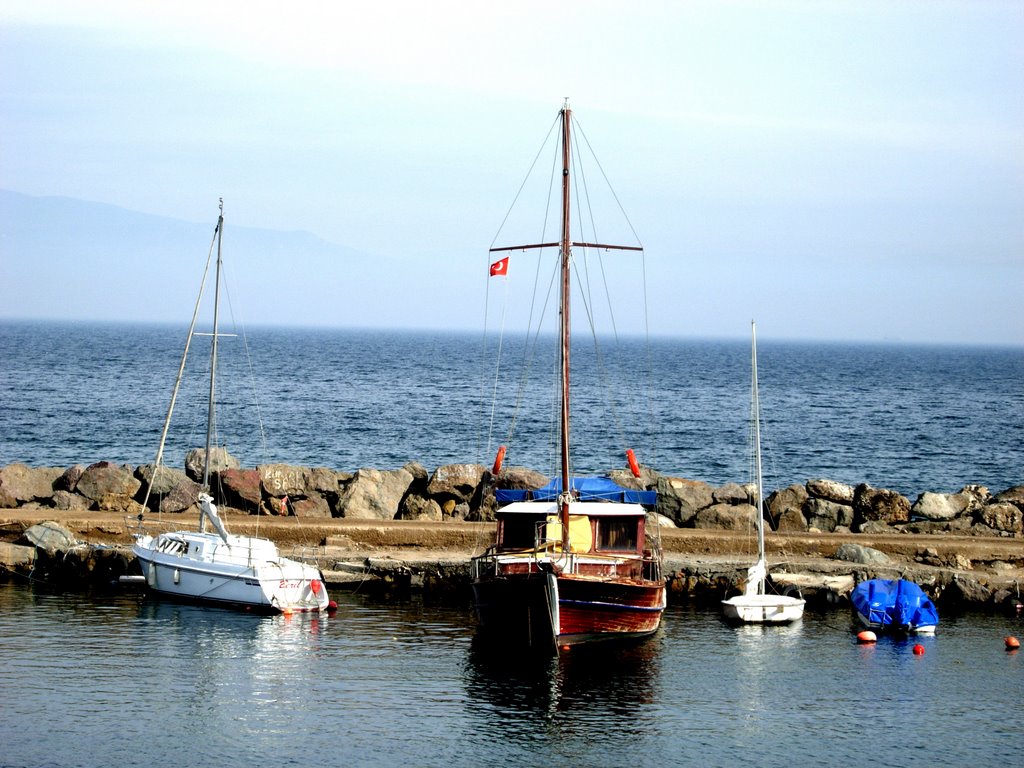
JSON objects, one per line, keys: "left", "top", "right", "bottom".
{"left": 0, "top": 190, "right": 385, "bottom": 328}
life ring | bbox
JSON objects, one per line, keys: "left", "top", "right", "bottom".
{"left": 626, "top": 448, "right": 641, "bottom": 478}
{"left": 492, "top": 445, "right": 506, "bottom": 475}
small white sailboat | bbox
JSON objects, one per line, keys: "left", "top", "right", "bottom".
{"left": 722, "top": 321, "right": 804, "bottom": 624}
{"left": 132, "top": 201, "right": 330, "bottom": 614}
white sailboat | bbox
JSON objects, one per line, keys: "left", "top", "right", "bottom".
{"left": 722, "top": 321, "right": 804, "bottom": 624}
{"left": 132, "top": 201, "right": 331, "bottom": 614}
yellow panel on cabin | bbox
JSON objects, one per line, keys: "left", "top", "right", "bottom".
{"left": 544, "top": 515, "right": 593, "bottom": 553}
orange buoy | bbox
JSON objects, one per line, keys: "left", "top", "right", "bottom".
{"left": 1005, "top": 636, "right": 1020, "bottom": 650}
{"left": 492, "top": 445, "right": 506, "bottom": 475}
{"left": 282, "top": 606, "right": 294, "bottom": 617}
{"left": 311, "top": 579, "right": 322, "bottom": 595}
{"left": 912, "top": 643, "right": 925, "bottom": 655}
{"left": 856, "top": 630, "right": 877, "bottom": 644}
{"left": 626, "top": 448, "right": 641, "bottom": 478}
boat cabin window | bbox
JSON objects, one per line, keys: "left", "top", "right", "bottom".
{"left": 596, "top": 517, "right": 639, "bottom": 552}
{"left": 498, "top": 515, "right": 547, "bottom": 550}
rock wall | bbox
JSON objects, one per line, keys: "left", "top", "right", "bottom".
{"left": 1, "top": 457, "right": 1021, "bottom": 538}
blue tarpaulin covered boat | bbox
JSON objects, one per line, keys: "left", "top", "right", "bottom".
{"left": 851, "top": 578, "right": 939, "bottom": 634}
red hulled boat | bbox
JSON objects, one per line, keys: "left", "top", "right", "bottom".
{"left": 470, "top": 103, "right": 666, "bottom": 651}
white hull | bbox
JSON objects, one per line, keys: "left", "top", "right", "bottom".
{"left": 133, "top": 530, "right": 329, "bottom": 613}
{"left": 722, "top": 593, "right": 805, "bottom": 624}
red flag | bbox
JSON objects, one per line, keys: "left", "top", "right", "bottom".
{"left": 489, "top": 256, "right": 509, "bottom": 277}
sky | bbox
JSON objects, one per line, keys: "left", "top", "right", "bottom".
{"left": 1, "top": 0, "right": 1022, "bottom": 345}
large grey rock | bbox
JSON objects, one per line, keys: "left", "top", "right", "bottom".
{"left": 607, "top": 464, "right": 658, "bottom": 490}
{"left": 805, "top": 498, "right": 854, "bottom": 532}
{"left": 655, "top": 477, "right": 714, "bottom": 527}
{"left": 22, "top": 521, "right": 80, "bottom": 553}
{"left": 185, "top": 447, "right": 240, "bottom": 481}
{"left": 775, "top": 505, "right": 809, "bottom": 532}
{"left": 806, "top": 478, "right": 855, "bottom": 504}
{"left": 853, "top": 484, "right": 910, "bottom": 525}
{"left": 765, "top": 484, "right": 809, "bottom": 528}
{"left": 714, "top": 482, "right": 753, "bottom": 506}
{"left": 693, "top": 502, "right": 759, "bottom": 531}
{"left": 76, "top": 462, "right": 141, "bottom": 510}
{"left": 401, "top": 494, "right": 443, "bottom": 521}
{"left": 911, "top": 489, "right": 985, "bottom": 522}
{"left": 834, "top": 543, "right": 891, "bottom": 565}
{"left": 0, "top": 463, "right": 62, "bottom": 502}
{"left": 259, "top": 463, "right": 310, "bottom": 497}
{"left": 52, "top": 490, "right": 92, "bottom": 511}
{"left": 942, "top": 577, "right": 992, "bottom": 606}
{"left": 137, "top": 464, "right": 190, "bottom": 497}
{"left": 338, "top": 467, "right": 414, "bottom": 520}
{"left": 975, "top": 502, "right": 1023, "bottom": 535}
{"left": 56, "top": 464, "right": 85, "bottom": 492}
{"left": 157, "top": 480, "right": 202, "bottom": 514}
{"left": 426, "top": 464, "right": 486, "bottom": 504}
{"left": 958, "top": 485, "right": 991, "bottom": 509}
{"left": 993, "top": 485, "right": 1024, "bottom": 511}
{"left": 495, "top": 466, "right": 549, "bottom": 491}
{"left": 307, "top": 467, "right": 345, "bottom": 496}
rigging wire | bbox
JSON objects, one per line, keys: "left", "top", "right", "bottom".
{"left": 577, "top": 115, "right": 655, "bottom": 475}
{"left": 481, "top": 106, "right": 653, "bottom": 482}
{"left": 481, "top": 112, "right": 560, "bottom": 464}
{"left": 219, "top": 263, "right": 268, "bottom": 536}
{"left": 139, "top": 216, "right": 219, "bottom": 523}
{"left": 569, "top": 114, "right": 643, "bottom": 472}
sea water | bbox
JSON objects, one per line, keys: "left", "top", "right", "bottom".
{"left": 0, "top": 583, "right": 1020, "bottom": 768}
{"left": 1, "top": 321, "right": 1023, "bottom": 767}
{"left": 1, "top": 320, "right": 1021, "bottom": 496}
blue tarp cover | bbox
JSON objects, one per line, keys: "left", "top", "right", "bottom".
{"left": 496, "top": 476, "right": 656, "bottom": 507}
{"left": 851, "top": 578, "right": 939, "bottom": 631}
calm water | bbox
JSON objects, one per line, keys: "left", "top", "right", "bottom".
{"left": 0, "top": 320, "right": 1022, "bottom": 496}
{"left": 0, "top": 582, "right": 1020, "bottom": 767}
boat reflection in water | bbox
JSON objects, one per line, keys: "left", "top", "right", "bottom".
{"left": 463, "top": 630, "right": 662, "bottom": 741}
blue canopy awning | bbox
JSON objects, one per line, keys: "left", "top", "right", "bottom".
{"left": 495, "top": 476, "right": 656, "bottom": 507}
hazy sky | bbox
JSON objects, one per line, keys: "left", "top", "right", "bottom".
{"left": 2, "top": 0, "right": 1022, "bottom": 344}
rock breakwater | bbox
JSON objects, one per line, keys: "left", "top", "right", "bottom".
{"left": 1, "top": 454, "right": 1021, "bottom": 538}
{"left": 2, "top": 456, "right": 1022, "bottom": 613}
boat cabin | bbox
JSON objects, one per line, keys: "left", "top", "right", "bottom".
{"left": 495, "top": 501, "right": 648, "bottom": 556}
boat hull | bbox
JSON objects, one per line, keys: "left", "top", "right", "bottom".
{"left": 472, "top": 569, "right": 665, "bottom": 649}
{"left": 133, "top": 533, "right": 329, "bottom": 613}
{"left": 722, "top": 594, "right": 805, "bottom": 624}
{"left": 556, "top": 574, "right": 666, "bottom": 645}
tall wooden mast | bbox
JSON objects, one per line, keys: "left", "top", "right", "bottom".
{"left": 486, "top": 102, "right": 644, "bottom": 555}
{"left": 558, "top": 102, "right": 573, "bottom": 550}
